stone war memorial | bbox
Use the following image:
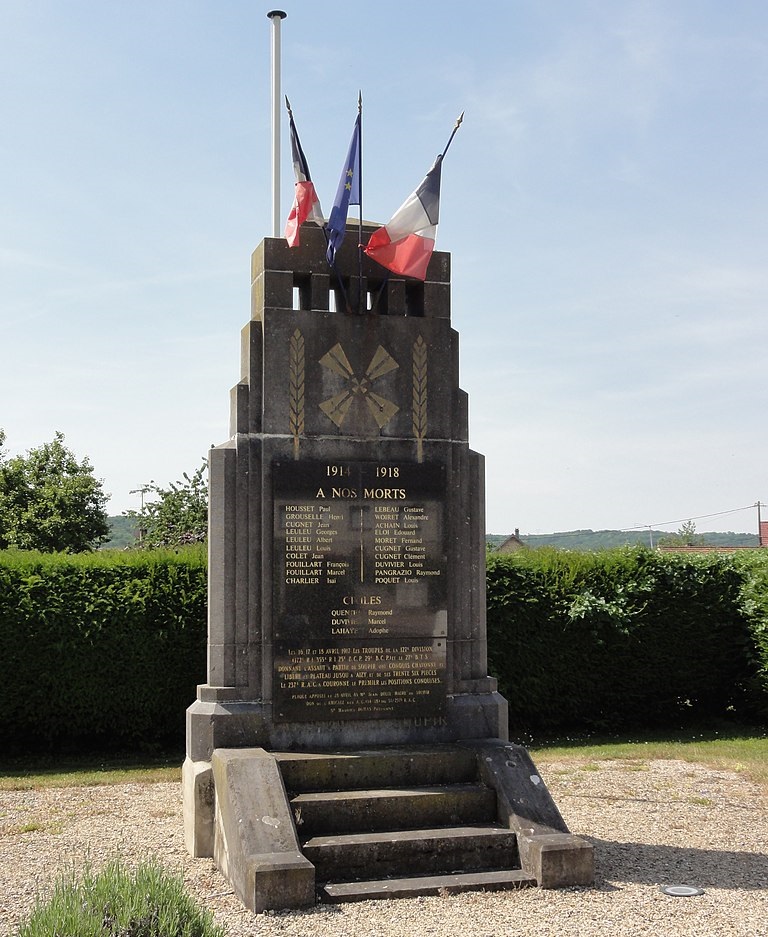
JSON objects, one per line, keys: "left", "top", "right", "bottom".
{"left": 182, "top": 216, "right": 594, "bottom": 909}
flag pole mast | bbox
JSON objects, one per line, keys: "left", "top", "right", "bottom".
{"left": 440, "top": 111, "right": 464, "bottom": 160}
{"left": 357, "top": 91, "right": 364, "bottom": 314}
{"left": 267, "top": 11, "right": 286, "bottom": 237}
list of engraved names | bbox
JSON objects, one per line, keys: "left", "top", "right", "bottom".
{"left": 272, "top": 460, "right": 447, "bottom": 721}
{"left": 281, "top": 501, "right": 439, "bottom": 589}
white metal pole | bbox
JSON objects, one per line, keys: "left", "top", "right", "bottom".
{"left": 267, "top": 11, "right": 286, "bottom": 237}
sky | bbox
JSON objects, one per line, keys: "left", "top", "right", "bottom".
{"left": 1, "top": 1, "right": 767, "bottom": 537}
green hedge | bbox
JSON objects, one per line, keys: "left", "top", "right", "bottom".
{"left": 0, "top": 547, "right": 206, "bottom": 751}
{"left": 0, "top": 545, "right": 766, "bottom": 752}
{"left": 730, "top": 550, "right": 768, "bottom": 716}
{"left": 487, "top": 547, "right": 767, "bottom": 735}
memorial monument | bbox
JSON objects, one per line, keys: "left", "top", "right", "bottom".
{"left": 182, "top": 222, "right": 593, "bottom": 909}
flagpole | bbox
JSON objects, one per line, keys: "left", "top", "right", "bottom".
{"left": 357, "top": 91, "right": 363, "bottom": 314}
{"left": 267, "top": 10, "right": 286, "bottom": 237}
{"left": 440, "top": 111, "right": 464, "bottom": 159}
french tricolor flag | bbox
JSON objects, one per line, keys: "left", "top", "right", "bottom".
{"left": 284, "top": 102, "right": 324, "bottom": 248}
{"left": 365, "top": 157, "right": 442, "bottom": 281}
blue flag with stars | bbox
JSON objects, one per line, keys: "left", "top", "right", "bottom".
{"left": 325, "top": 113, "right": 361, "bottom": 266}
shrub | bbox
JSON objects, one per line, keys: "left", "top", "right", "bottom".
{"left": 486, "top": 547, "right": 761, "bottom": 735}
{"left": 730, "top": 551, "right": 768, "bottom": 721}
{"left": 16, "top": 858, "right": 224, "bottom": 937}
{"left": 0, "top": 547, "right": 207, "bottom": 751}
{"left": 1, "top": 543, "right": 766, "bottom": 751}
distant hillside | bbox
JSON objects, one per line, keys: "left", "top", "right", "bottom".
{"left": 487, "top": 529, "right": 759, "bottom": 551}
{"left": 102, "top": 515, "right": 139, "bottom": 549}
{"left": 105, "top": 518, "right": 759, "bottom": 552}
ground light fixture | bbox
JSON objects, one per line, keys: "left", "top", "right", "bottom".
{"left": 660, "top": 885, "right": 705, "bottom": 897}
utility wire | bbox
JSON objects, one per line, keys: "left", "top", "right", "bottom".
{"left": 514, "top": 503, "right": 762, "bottom": 539}
{"left": 620, "top": 504, "right": 758, "bottom": 532}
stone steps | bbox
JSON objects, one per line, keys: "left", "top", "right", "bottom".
{"left": 207, "top": 743, "right": 593, "bottom": 910}
{"left": 303, "top": 824, "right": 522, "bottom": 882}
{"left": 275, "top": 746, "right": 538, "bottom": 901}
{"left": 274, "top": 746, "right": 479, "bottom": 793}
{"left": 291, "top": 783, "right": 496, "bottom": 836}
{"left": 321, "top": 868, "right": 536, "bottom": 903}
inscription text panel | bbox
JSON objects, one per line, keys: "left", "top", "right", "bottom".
{"left": 272, "top": 460, "right": 447, "bottom": 721}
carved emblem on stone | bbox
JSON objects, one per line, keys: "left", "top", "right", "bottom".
{"left": 412, "top": 335, "right": 428, "bottom": 463}
{"left": 289, "top": 329, "right": 305, "bottom": 459}
{"left": 318, "top": 343, "right": 399, "bottom": 430}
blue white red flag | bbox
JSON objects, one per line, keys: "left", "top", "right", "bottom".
{"left": 364, "top": 156, "right": 442, "bottom": 280}
{"left": 284, "top": 106, "right": 324, "bottom": 247}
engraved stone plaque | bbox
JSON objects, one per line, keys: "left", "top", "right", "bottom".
{"left": 272, "top": 459, "right": 447, "bottom": 721}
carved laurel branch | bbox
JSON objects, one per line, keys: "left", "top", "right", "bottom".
{"left": 412, "top": 335, "right": 427, "bottom": 463}
{"left": 289, "top": 329, "right": 305, "bottom": 459}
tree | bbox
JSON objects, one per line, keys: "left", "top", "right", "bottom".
{"left": 125, "top": 461, "right": 208, "bottom": 548}
{"left": 659, "top": 520, "right": 704, "bottom": 547}
{"left": 0, "top": 430, "right": 110, "bottom": 552}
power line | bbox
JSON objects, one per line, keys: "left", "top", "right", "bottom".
{"left": 620, "top": 504, "right": 758, "bottom": 532}
{"left": 512, "top": 503, "right": 764, "bottom": 539}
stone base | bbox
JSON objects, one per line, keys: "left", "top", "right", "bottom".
{"left": 211, "top": 748, "right": 315, "bottom": 912}
{"left": 183, "top": 740, "right": 594, "bottom": 911}
{"left": 185, "top": 689, "right": 508, "bottom": 764}
{"left": 183, "top": 689, "right": 508, "bottom": 860}
{"left": 182, "top": 757, "right": 214, "bottom": 857}
{"left": 465, "top": 739, "right": 594, "bottom": 888}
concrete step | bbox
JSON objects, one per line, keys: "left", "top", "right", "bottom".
{"left": 291, "top": 783, "right": 497, "bottom": 836}
{"left": 320, "top": 868, "right": 536, "bottom": 902}
{"left": 304, "top": 824, "right": 521, "bottom": 882}
{"left": 274, "top": 746, "right": 479, "bottom": 793}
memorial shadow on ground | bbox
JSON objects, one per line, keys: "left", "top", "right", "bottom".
{"left": 589, "top": 837, "right": 768, "bottom": 890}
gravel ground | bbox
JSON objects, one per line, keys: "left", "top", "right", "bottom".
{"left": 1, "top": 757, "right": 767, "bottom": 937}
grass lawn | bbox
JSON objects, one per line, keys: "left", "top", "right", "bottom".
{"left": 528, "top": 724, "right": 768, "bottom": 787}
{"left": 1, "top": 725, "right": 766, "bottom": 790}
{"left": 0, "top": 750, "right": 184, "bottom": 790}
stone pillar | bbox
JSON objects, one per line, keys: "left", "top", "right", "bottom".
{"left": 184, "top": 225, "right": 507, "bottom": 852}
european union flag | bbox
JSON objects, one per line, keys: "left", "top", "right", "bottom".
{"left": 325, "top": 114, "right": 361, "bottom": 266}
